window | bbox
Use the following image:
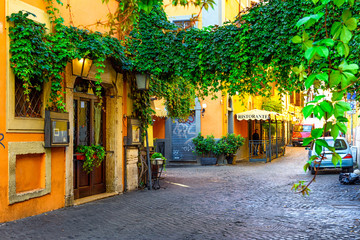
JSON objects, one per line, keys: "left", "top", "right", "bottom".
{"left": 290, "top": 92, "right": 294, "bottom": 104}
{"left": 14, "top": 77, "right": 43, "bottom": 118}
{"left": 173, "top": 20, "right": 192, "bottom": 29}
{"left": 325, "top": 139, "right": 347, "bottom": 151}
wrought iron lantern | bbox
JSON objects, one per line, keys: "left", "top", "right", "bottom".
{"left": 72, "top": 58, "right": 93, "bottom": 78}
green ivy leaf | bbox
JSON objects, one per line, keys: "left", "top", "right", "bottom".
{"left": 319, "top": 101, "right": 333, "bottom": 113}
{"left": 337, "top": 122, "right": 347, "bottom": 134}
{"left": 342, "top": 9, "right": 352, "bottom": 22}
{"left": 303, "top": 105, "right": 315, "bottom": 119}
{"left": 311, "top": 128, "right": 324, "bottom": 138}
{"left": 313, "top": 105, "right": 324, "bottom": 120}
{"left": 292, "top": 35, "right": 302, "bottom": 43}
{"left": 331, "top": 124, "right": 340, "bottom": 141}
{"left": 331, "top": 22, "right": 342, "bottom": 39}
{"left": 305, "top": 47, "right": 316, "bottom": 60}
{"left": 345, "top": 18, "right": 357, "bottom": 31}
{"left": 303, "top": 137, "right": 314, "bottom": 146}
{"left": 316, "top": 139, "right": 329, "bottom": 148}
{"left": 332, "top": 152, "right": 342, "bottom": 167}
{"left": 336, "top": 101, "right": 351, "bottom": 111}
{"left": 305, "top": 75, "right": 316, "bottom": 89}
{"left": 336, "top": 42, "right": 350, "bottom": 57}
{"left": 316, "top": 46, "right": 329, "bottom": 58}
{"left": 332, "top": 91, "right": 345, "bottom": 101}
{"left": 336, "top": 116, "right": 348, "bottom": 122}
{"left": 316, "top": 72, "right": 328, "bottom": 82}
{"left": 340, "top": 26, "right": 352, "bottom": 43}
{"left": 334, "top": 0, "right": 345, "bottom": 7}
{"left": 304, "top": 162, "right": 310, "bottom": 172}
{"left": 315, "top": 142, "right": 322, "bottom": 156}
{"left": 330, "top": 71, "right": 341, "bottom": 87}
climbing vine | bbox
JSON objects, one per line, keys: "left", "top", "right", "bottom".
{"left": 7, "top": 1, "right": 129, "bottom": 111}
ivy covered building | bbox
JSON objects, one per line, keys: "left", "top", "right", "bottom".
{"left": 0, "top": 0, "right": 139, "bottom": 223}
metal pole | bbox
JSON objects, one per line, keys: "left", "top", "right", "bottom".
{"left": 268, "top": 117, "right": 272, "bottom": 162}
{"left": 351, "top": 113, "right": 354, "bottom": 146}
{"left": 146, "top": 129, "right": 152, "bottom": 190}
{"left": 275, "top": 116, "right": 278, "bottom": 158}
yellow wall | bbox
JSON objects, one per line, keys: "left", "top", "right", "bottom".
{"left": 163, "top": 0, "right": 202, "bottom": 28}
{"left": 225, "top": 0, "right": 240, "bottom": 21}
{"left": 200, "top": 93, "right": 224, "bottom": 138}
{"left": 55, "top": 0, "right": 119, "bottom": 33}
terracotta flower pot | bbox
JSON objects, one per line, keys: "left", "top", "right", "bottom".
{"left": 76, "top": 153, "right": 85, "bottom": 161}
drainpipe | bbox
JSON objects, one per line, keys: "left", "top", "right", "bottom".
{"left": 146, "top": 129, "right": 152, "bottom": 190}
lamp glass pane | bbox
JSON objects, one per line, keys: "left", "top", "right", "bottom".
{"left": 82, "top": 59, "right": 93, "bottom": 77}
{"left": 72, "top": 59, "right": 83, "bottom": 76}
{"left": 135, "top": 74, "right": 147, "bottom": 90}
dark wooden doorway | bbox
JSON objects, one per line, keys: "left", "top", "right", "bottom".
{"left": 73, "top": 93, "right": 106, "bottom": 199}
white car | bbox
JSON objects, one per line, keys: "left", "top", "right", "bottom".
{"left": 306, "top": 137, "right": 355, "bottom": 174}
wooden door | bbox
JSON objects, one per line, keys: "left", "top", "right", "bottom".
{"left": 73, "top": 94, "right": 106, "bottom": 199}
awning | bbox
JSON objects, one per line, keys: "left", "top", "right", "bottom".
{"left": 236, "top": 109, "right": 282, "bottom": 121}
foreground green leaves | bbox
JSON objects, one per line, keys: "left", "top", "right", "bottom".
{"left": 292, "top": 0, "right": 358, "bottom": 195}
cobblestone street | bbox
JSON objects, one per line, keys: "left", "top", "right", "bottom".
{"left": 1, "top": 147, "right": 360, "bottom": 240}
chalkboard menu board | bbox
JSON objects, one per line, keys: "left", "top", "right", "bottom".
{"left": 171, "top": 114, "right": 197, "bottom": 161}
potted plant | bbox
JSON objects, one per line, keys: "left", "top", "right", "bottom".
{"left": 217, "top": 133, "right": 245, "bottom": 164}
{"left": 192, "top": 133, "right": 219, "bottom": 165}
{"left": 75, "top": 145, "right": 106, "bottom": 173}
{"left": 150, "top": 152, "right": 166, "bottom": 166}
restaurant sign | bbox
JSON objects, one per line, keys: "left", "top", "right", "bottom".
{"left": 236, "top": 114, "right": 270, "bottom": 121}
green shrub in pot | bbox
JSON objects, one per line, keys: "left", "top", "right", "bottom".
{"left": 75, "top": 145, "right": 106, "bottom": 173}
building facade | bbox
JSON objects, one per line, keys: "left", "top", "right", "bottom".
{"left": 0, "top": 0, "right": 137, "bottom": 223}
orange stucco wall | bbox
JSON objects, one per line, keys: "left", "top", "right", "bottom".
{"left": 21, "top": 0, "right": 47, "bottom": 11}
{"left": 0, "top": 0, "right": 67, "bottom": 223}
{"left": 153, "top": 117, "right": 166, "bottom": 139}
{"left": 234, "top": 119, "right": 248, "bottom": 138}
{"left": 0, "top": 0, "right": 7, "bottom": 221}
{"left": 200, "top": 93, "right": 223, "bottom": 138}
{"left": 55, "top": 0, "right": 119, "bottom": 34}
{"left": 0, "top": 137, "right": 65, "bottom": 223}
{"left": 16, "top": 153, "right": 45, "bottom": 193}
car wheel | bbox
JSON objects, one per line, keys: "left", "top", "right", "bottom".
{"left": 348, "top": 166, "right": 354, "bottom": 173}
{"left": 292, "top": 143, "right": 296, "bottom": 147}
{"left": 310, "top": 167, "right": 315, "bottom": 175}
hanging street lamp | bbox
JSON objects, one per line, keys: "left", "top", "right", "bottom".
{"left": 72, "top": 58, "right": 93, "bottom": 78}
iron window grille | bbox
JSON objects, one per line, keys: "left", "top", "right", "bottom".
{"left": 15, "top": 77, "right": 43, "bottom": 118}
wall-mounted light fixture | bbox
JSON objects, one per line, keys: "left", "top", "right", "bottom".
{"left": 135, "top": 73, "right": 150, "bottom": 90}
{"left": 72, "top": 58, "right": 93, "bottom": 78}
{"left": 201, "top": 103, "right": 207, "bottom": 117}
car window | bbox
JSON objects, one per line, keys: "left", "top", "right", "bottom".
{"left": 294, "top": 125, "right": 312, "bottom": 132}
{"left": 302, "top": 125, "right": 312, "bottom": 132}
{"left": 326, "top": 139, "right": 347, "bottom": 150}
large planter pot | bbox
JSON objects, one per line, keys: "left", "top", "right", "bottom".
{"left": 200, "top": 157, "right": 217, "bottom": 165}
{"left": 151, "top": 158, "right": 164, "bottom": 165}
{"left": 226, "top": 155, "right": 234, "bottom": 164}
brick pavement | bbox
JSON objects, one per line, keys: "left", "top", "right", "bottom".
{"left": 0, "top": 147, "right": 360, "bottom": 239}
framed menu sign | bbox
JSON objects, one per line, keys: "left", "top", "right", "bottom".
{"left": 45, "top": 110, "right": 70, "bottom": 147}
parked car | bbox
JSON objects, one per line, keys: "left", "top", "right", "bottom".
{"left": 306, "top": 137, "right": 354, "bottom": 174}
{"left": 292, "top": 124, "right": 314, "bottom": 146}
